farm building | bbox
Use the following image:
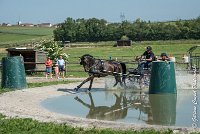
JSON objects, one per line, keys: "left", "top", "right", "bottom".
{"left": 20, "top": 23, "right": 34, "bottom": 27}
{"left": 6, "top": 48, "right": 47, "bottom": 72}
{"left": 116, "top": 40, "right": 132, "bottom": 47}
{"left": 37, "top": 23, "right": 52, "bottom": 27}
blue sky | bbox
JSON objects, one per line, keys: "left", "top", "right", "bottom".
{"left": 0, "top": 0, "right": 200, "bottom": 24}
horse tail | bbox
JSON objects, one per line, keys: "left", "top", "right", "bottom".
{"left": 120, "top": 62, "right": 127, "bottom": 84}
{"left": 120, "top": 62, "right": 126, "bottom": 75}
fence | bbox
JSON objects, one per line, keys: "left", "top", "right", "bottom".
{"left": 0, "top": 54, "right": 194, "bottom": 76}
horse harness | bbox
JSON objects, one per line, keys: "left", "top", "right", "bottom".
{"left": 88, "top": 59, "right": 104, "bottom": 74}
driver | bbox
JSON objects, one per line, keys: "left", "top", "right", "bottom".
{"left": 138, "top": 46, "right": 155, "bottom": 74}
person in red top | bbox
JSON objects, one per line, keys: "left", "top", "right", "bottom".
{"left": 45, "top": 57, "right": 53, "bottom": 79}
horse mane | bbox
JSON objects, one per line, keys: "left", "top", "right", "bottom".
{"left": 81, "top": 54, "right": 94, "bottom": 58}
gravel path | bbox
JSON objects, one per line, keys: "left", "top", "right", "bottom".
{"left": 0, "top": 77, "right": 199, "bottom": 133}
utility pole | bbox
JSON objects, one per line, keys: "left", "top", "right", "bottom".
{"left": 120, "top": 12, "right": 125, "bottom": 22}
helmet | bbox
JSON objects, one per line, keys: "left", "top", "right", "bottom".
{"left": 146, "top": 46, "right": 152, "bottom": 51}
{"left": 161, "top": 53, "right": 167, "bottom": 57}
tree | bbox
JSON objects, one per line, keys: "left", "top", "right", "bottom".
{"left": 76, "top": 18, "right": 88, "bottom": 42}
{"left": 35, "top": 40, "right": 69, "bottom": 61}
{"left": 53, "top": 17, "right": 200, "bottom": 42}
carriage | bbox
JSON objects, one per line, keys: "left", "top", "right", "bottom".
{"left": 125, "top": 59, "right": 152, "bottom": 88}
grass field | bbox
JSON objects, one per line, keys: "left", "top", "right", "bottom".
{"left": 0, "top": 26, "right": 200, "bottom": 77}
{"left": 0, "top": 26, "right": 55, "bottom": 47}
{"left": 64, "top": 42, "right": 200, "bottom": 77}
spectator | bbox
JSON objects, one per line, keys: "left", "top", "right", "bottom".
{"left": 57, "top": 55, "right": 65, "bottom": 78}
{"left": 157, "top": 53, "right": 170, "bottom": 62}
{"left": 54, "top": 63, "right": 59, "bottom": 79}
{"left": 45, "top": 57, "right": 52, "bottom": 79}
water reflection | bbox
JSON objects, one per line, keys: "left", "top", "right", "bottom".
{"left": 75, "top": 92, "right": 127, "bottom": 121}
{"left": 42, "top": 89, "right": 199, "bottom": 127}
{"left": 149, "top": 94, "right": 177, "bottom": 126}
{"left": 74, "top": 91, "right": 177, "bottom": 126}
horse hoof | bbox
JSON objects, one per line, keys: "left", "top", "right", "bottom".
{"left": 74, "top": 88, "right": 78, "bottom": 91}
{"left": 74, "top": 96, "right": 78, "bottom": 100}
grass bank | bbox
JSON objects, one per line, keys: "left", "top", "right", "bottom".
{"left": 0, "top": 80, "right": 75, "bottom": 93}
{"left": 0, "top": 114, "right": 175, "bottom": 134}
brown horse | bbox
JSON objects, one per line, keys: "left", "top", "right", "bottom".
{"left": 74, "top": 54, "right": 126, "bottom": 91}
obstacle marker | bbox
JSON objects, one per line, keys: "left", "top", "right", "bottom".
{"left": 149, "top": 61, "right": 177, "bottom": 94}
{"left": 1, "top": 56, "right": 27, "bottom": 89}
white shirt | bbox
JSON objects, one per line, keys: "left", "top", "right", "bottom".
{"left": 57, "top": 59, "right": 65, "bottom": 66}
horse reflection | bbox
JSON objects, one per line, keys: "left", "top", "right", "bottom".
{"left": 74, "top": 92, "right": 176, "bottom": 126}
{"left": 74, "top": 92, "right": 128, "bottom": 121}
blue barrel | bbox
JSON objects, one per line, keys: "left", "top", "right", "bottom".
{"left": 149, "top": 61, "right": 176, "bottom": 94}
{"left": 1, "top": 56, "right": 27, "bottom": 89}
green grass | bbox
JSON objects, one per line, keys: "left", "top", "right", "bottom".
{"left": 0, "top": 26, "right": 55, "bottom": 47}
{"left": 0, "top": 88, "right": 7, "bottom": 94}
{"left": 27, "top": 80, "right": 76, "bottom": 88}
{"left": 0, "top": 113, "right": 174, "bottom": 134}
{"left": 66, "top": 41, "right": 200, "bottom": 60}
{"left": 65, "top": 41, "right": 199, "bottom": 74}
{"left": 0, "top": 26, "right": 54, "bottom": 35}
{"left": 0, "top": 80, "right": 76, "bottom": 93}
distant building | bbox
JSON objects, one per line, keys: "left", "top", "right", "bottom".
{"left": 116, "top": 40, "right": 132, "bottom": 47}
{"left": 52, "top": 24, "right": 59, "bottom": 28}
{"left": 38, "top": 23, "right": 52, "bottom": 27}
{"left": 20, "top": 23, "right": 34, "bottom": 27}
{"left": 2, "top": 23, "right": 12, "bottom": 26}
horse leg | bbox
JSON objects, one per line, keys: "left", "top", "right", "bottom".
{"left": 74, "top": 75, "right": 94, "bottom": 91}
{"left": 113, "top": 75, "right": 121, "bottom": 87}
{"left": 122, "top": 74, "right": 127, "bottom": 87}
{"left": 139, "top": 75, "right": 144, "bottom": 89}
{"left": 113, "top": 76, "right": 118, "bottom": 87}
{"left": 118, "top": 75, "right": 123, "bottom": 87}
{"left": 88, "top": 76, "right": 94, "bottom": 91}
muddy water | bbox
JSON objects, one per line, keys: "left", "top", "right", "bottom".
{"left": 41, "top": 89, "right": 200, "bottom": 128}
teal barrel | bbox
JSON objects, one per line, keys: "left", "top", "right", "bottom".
{"left": 1, "top": 56, "right": 27, "bottom": 89}
{"left": 149, "top": 61, "right": 176, "bottom": 94}
{"left": 149, "top": 94, "right": 177, "bottom": 125}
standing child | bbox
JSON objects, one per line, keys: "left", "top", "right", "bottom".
{"left": 54, "top": 64, "right": 59, "bottom": 79}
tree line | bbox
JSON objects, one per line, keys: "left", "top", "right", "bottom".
{"left": 53, "top": 17, "right": 200, "bottom": 42}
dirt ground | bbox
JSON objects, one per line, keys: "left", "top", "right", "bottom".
{"left": 0, "top": 77, "right": 199, "bottom": 133}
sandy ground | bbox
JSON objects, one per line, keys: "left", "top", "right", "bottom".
{"left": 0, "top": 77, "right": 200, "bottom": 133}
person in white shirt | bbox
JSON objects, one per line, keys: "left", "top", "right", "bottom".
{"left": 57, "top": 55, "right": 65, "bottom": 78}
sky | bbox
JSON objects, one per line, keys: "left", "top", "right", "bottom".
{"left": 0, "top": 0, "right": 200, "bottom": 24}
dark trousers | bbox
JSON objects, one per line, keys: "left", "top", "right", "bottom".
{"left": 138, "top": 61, "right": 151, "bottom": 74}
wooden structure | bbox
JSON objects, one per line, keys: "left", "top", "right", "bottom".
{"left": 116, "top": 40, "right": 132, "bottom": 47}
{"left": 6, "top": 48, "right": 47, "bottom": 71}
{"left": 187, "top": 45, "right": 200, "bottom": 71}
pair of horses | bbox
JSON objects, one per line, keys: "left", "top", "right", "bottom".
{"left": 74, "top": 54, "right": 127, "bottom": 91}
